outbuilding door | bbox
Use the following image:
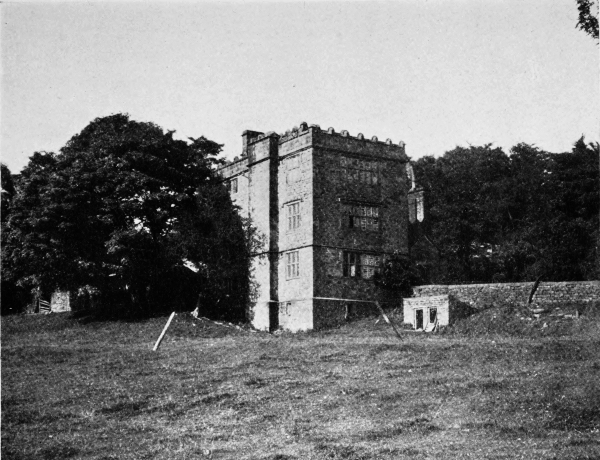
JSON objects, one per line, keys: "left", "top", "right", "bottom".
{"left": 415, "top": 309, "right": 424, "bottom": 330}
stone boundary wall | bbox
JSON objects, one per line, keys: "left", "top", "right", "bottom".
{"left": 412, "top": 281, "right": 600, "bottom": 308}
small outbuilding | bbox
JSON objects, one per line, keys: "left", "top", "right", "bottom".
{"left": 403, "top": 294, "right": 474, "bottom": 331}
{"left": 403, "top": 295, "right": 448, "bottom": 331}
{"left": 51, "top": 291, "right": 72, "bottom": 313}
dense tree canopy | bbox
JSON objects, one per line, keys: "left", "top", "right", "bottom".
{"left": 1, "top": 163, "right": 28, "bottom": 315}
{"left": 2, "top": 114, "right": 252, "bottom": 319}
{"left": 411, "top": 138, "right": 599, "bottom": 284}
{"left": 1, "top": 163, "right": 16, "bottom": 225}
{"left": 576, "top": 0, "right": 599, "bottom": 41}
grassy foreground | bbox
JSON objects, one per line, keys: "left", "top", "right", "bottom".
{"left": 2, "top": 311, "right": 599, "bottom": 460}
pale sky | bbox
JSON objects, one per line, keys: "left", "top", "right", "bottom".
{"left": 1, "top": 1, "right": 598, "bottom": 173}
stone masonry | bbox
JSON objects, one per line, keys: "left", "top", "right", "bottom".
{"left": 219, "top": 123, "right": 417, "bottom": 332}
{"left": 412, "top": 281, "right": 600, "bottom": 309}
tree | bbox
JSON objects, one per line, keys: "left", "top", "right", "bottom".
{"left": 576, "top": 0, "right": 599, "bottom": 41}
{"left": 541, "top": 137, "right": 599, "bottom": 280}
{"left": 1, "top": 163, "right": 16, "bottom": 224}
{"left": 491, "top": 143, "right": 553, "bottom": 281}
{"left": 411, "top": 139, "right": 599, "bottom": 284}
{"left": 1, "top": 163, "right": 28, "bottom": 314}
{"left": 374, "top": 251, "right": 422, "bottom": 296}
{"left": 3, "top": 114, "right": 251, "bottom": 319}
{"left": 413, "top": 145, "right": 511, "bottom": 283}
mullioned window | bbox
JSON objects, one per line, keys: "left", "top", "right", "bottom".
{"left": 286, "top": 251, "right": 300, "bottom": 279}
{"left": 341, "top": 157, "right": 379, "bottom": 185}
{"left": 348, "top": 205, "right": 379, "bottom": 231}
{"left": 287, "top": 201, "right": 301, "bottom": 231}
{"left": 343, "top": 252, "right": 381, "bottom": 279}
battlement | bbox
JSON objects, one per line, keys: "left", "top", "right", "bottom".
{"left": 278, "top": 121, "right": 406, "bottom": 152}
{"left": 219, "top": 122, "right": 408, "bottom": 171}
{"left": 220, "top": 122, "right": 408, "bottom": 169}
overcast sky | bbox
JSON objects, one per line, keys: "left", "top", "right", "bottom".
{"left": 2, "top": 1, "right": 598, "bottom": 172}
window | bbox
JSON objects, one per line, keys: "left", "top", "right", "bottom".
{"left": 408, "top": 190, "right": 424, "bottom": 223}
{"left": 286, "top": 251, "right": 299, "bottom": 279}
{"left": 228, "top": 178, "right": 238, "bottom": 194}
{"left": 341, "top": 157, "right": 379, "bottom": 185}
{"left": 343, "top": 252, "right": 381, "bottom": 279}
{"left": 409, "top": 196, "right": 417, "bottom": 223}
{"left": 348, "top": 205, "right": 379, "bottom": 231}
{"left": 287, "top": 202, "right": 301, "bottom": 231}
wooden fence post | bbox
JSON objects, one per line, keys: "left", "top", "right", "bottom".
{"left": 375, "top": 302, "right": 403, "bottom": 341}
{"left": 153, "top": 312, "right": 176, "bottom": 351}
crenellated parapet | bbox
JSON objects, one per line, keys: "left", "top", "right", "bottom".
{"left": 278, "top": 122, "right": 405, "bottom": 149}
{"left": 218, "top": 121, "right": 410, "bottom": 178}
{"left": 277, "top": 122, "right": 408, "bottom": 161}
{"left": 218, "top": 155, "right": 248, "bottom": 179}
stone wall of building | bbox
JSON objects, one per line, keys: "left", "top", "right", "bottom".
{"left": 219, "top": 123, "right": 411, "bottom": 331}
{"left": 311, "top": 126, "right": 408, "bottom": 312}
{"left": 412, "top": 281, "right": 600, "bottom": 308}
{"left": 50, "top": 291, "right": 71, "bottom": 312}
{"left": 279, "top": 298, "right": 313, "bottom": 332}
{"left": 313, "top": 299, "right": 380, "bottom": 330}
{"left": 276, "top": 130, "right": 315, "bottom": 332}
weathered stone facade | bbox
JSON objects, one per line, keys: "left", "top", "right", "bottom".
{"left": 412, "top": 281, "right": 600, "bottom": 309}
{"left": 219, "top": 123, "right": 413, "bottom": 331}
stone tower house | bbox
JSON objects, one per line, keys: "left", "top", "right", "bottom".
{"left": 219, "top": 123, "right": 416, "bottom": 332}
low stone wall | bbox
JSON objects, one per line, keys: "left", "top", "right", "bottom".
{"left": 412, "top": 281, "right": 600, "bottom": 308}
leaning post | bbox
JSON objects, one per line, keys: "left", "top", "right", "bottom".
{"left": 375, "top": 301, "right": 403, "bottom": 341}
{"left": 153, "top": 312, "right": 176, "bottom": 351}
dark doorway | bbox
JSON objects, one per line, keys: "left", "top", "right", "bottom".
{"left": 415, "top": 309, "right": 424, "bottom": 330}
{"left": 269, "top": 301, "right": 280, "bottom": 332}
{"left": 429, "top": 308, "right": 437, "bottom": 323}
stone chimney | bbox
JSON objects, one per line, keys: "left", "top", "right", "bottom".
{"left": 242, "top": 130, "right": 264, "bottom": 157}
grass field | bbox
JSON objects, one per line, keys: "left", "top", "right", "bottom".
{"left": 2, "top": 309, "right": 600, "bottom": 460}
